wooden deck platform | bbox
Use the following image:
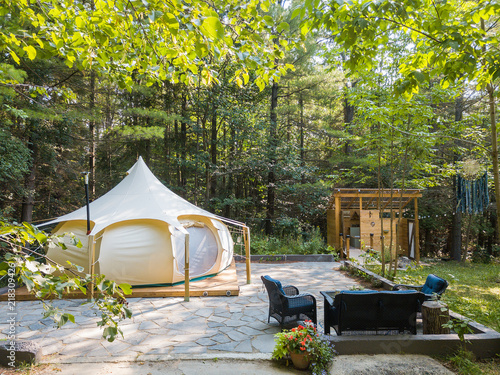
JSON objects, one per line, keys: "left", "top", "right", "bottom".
{"left": 0, "top": 261, "right": 240, "bottom": 301}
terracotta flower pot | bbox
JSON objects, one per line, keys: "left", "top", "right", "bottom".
{"left": 290, "top": 351, "right": 311, "bottom": 370}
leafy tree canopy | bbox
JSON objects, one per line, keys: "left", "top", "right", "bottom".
{"left": 303, "top": 0, "right": 500, "bottom": 96}
{"left": 1, "top": 0, "right": 293, "bottom": 90}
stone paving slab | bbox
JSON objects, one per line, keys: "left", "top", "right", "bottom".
{"left": 0, "top": 262, "right": 397, "bottom": 364}
{"left": 20, "top": 356, "right": 454, "bottom": 375}
{"left": 330, "top": 354, "right": 455, "bottom": 374}
{"left": 36, "top": 358, "right": 305, "bottom": 374}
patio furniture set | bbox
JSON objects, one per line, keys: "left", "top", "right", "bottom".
{"left": 261, "top": 274, "right": 449, "bottom": 335}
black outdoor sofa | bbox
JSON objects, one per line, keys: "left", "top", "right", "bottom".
{"left": 323, "top": 290, "right": 425, "bottom": 335}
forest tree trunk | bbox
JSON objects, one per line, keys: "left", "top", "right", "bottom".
{"left": 451, "top": 95, "right": 463, "bottom": 260}
{"left": 487, "top": 82, "right": 500, "bottom": 244}
{"left": 21, "top": 122, "right": 38, "bottom": 223}
{"left": 180, "top": 93, "right": 187, "bottom": 188}
{"left": 343, "top": 80, "right": 356, "bottom": 155}
{"left": 266, "top": 81, "right": 279, "bottom": 235}
{"left": 299, "top": 93, "right": 305, "bottom": 183}
{"left": 481, "top": 20, "right": 500, "bottom": 244}
{"left": 89, "top": 70, "right": 96, "bottom": 199}
{"left": 210, "top": 103, "right": 217, "bottom": 203}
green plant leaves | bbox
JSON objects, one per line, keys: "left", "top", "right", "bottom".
{"left": 23, "top": 45, "right": 37, "bottom": 60}
{"left": 1, "top": 0, "right": 293, "bottom": 91}
{"left": 201, "top": 16, "right": 224, "bottom": 39}
{"left": 0, "top": 222, "right": 133, "bottom": 342}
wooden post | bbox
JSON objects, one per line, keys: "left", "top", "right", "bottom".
{"left": 342, "top": 219, "right": 347, "bottom": 259}
{"left": 243, "top": 226, "right": 251, "bottom": 284}
{"left": 87, "top": 235, "right": 95, "bottom": 302}
{"left": 184, "top": 231, "right": 190, "bottom": 302}
{"left": 346, "top": 235, "right": 350, "bottom": 259}
{"left": 422, "top": 301, "right": 450, "bottom": 334}
{"left": 359, "top": 197, "right": 363, "bottom": 250}
{"left": 414, "top": 197, "right": 420, "bottom": 263}
{"left": 335, "top": 196, "right": 341, "bottom": 251}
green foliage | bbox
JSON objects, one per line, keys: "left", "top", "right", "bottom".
{"left": 326, "top": 246, "right": 340, "bottom": 262}
{"left": 346, "top": 264, "right": 378, "bottom": 285}
{"left": 251, "top": 228, "right": 328, "bottom": 255}
{"left": 0, "top": 221, "right": 132, "bottom": 342}
{"left": 358, "top": 249, "right": 381, "bottom": 267}
{"left": 471, "top": 246, "right": 492, "bottom": 264}
{"left": 305, "top": 0, "right": 500, "bottom": 96}
{"left": 1, "top": 0, "right": 293, "bottom": 90}
{"left": 446, "top": 348, "right": 483, "bottom": 375}
{"left": 442, "top": 316, "right": 474, "bottom": 347}
{"left": 272, "top": 320, "right": 336, "bottom": 375}
{"left": 0, "top": 129, "right": 31, "bottom": 220}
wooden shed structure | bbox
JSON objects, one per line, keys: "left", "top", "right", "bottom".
{"left": 327, "top": 188, "right": 422, "bottom": 260}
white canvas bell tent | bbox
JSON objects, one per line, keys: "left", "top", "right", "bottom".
{"left": 42, "top": 157, "right": 239, "bottom": 287}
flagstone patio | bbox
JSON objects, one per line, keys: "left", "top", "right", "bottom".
{"left": 0, "top": 261, "right": 361, "bottom": 363}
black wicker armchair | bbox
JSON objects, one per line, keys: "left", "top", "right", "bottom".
{"left": 261, "top": 275, "right": 317, "bottom": 329}
{"left": 392, "top": 274, "right": 448, "bottom": 301}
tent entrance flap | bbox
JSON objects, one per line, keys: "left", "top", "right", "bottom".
{"left": 174, "top": 223, "right": 218, "bottom": 277}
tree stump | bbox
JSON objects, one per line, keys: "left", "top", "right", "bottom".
{"left": 422, "top": 301, "right": 450, "bottom": 334}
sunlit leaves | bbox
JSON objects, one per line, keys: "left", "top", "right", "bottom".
{"left": 1, "top": 0, "right": 293, "bottom": 91}
{"left": 23, "top": 45, "right": 36, "bottom": 60}
{"left": 200, "top": 17, "right": 224, "bottom": 40}
{"left": 303, "top": 0, "right": 500, "bottom": 96}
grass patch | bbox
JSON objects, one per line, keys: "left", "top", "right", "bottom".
{"left": 442, "top": 349, "right": 500, "bottom": 375}
{"left": 444, "top": 348, "right": 483, "bottom": 374}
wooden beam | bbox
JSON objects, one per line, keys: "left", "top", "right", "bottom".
{"left": 346, "top": 197, "right": 356, "bottom": 209}
{"left": 364, "top": 197, "right": 376, "bottom": 210}
{"left": 401, "top": 198, "right": 413, "bottom": 209}
{"left": 382, "top": 199, "right": 393, "bottom": 210}
{"left": 414, "top": 198, "right": 420, "bottom": 263}
{"left": 243, "top": 226, "right": 251, "bottom": 284}
{"left": 184, "top": 232, "right": 190, "bottom": 302}
{"left": 88, "top": 235, "right": 95, "bottom": 302}
{"left": 333, "top": 188, "right": 421, "bottom": 193}
{"left": 335, "top": 196, "right": 341, "bottom": 251}
{"left": 334, "top": 193, "right": 422, "bottom": 198}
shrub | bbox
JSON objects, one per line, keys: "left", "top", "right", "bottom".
{"left": 471, "top": 246, "right": 491, "bottom": 264}
{"left": 250, "top": 228, "right": 329, "bottom": 255}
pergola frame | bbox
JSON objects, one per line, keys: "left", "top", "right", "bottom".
{"left": 327, "top": 188, "right": 422, "bottom": 261}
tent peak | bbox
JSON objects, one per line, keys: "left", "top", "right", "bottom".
{"left": 126, "top": 156, "right": 146, "bottom": 175}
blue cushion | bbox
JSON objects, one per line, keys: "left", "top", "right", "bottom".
{"left": 383, "top": 290, "right": 418, "bottom": 295}
{"left": 263, "top": 275, "right": 286, "bottom": 295}
{"left": 422, "top": 274, "right": 446, "bottom": 295}
{"left": 288, "top": 298, "right": 315, "bottom": 310}
{"left": 340, "top": 290, "right": 377, "bottom": 294}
